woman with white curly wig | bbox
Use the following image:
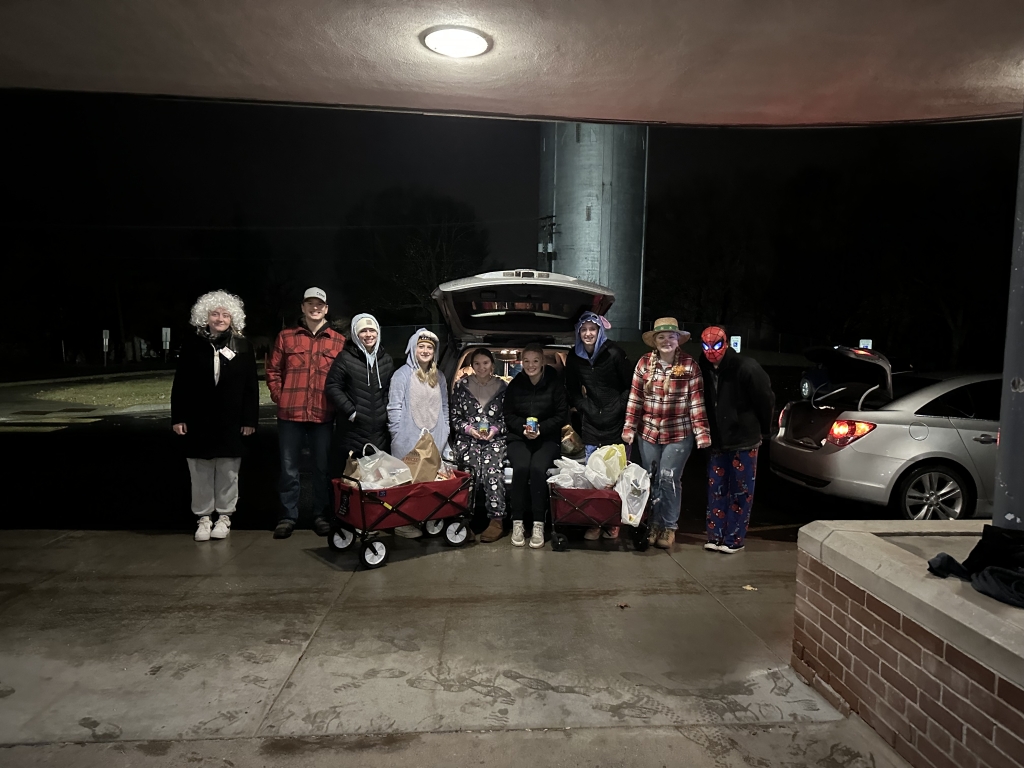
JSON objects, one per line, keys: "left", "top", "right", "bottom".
{"left": 171, "top": 289, "right": 259, "bottom": 541}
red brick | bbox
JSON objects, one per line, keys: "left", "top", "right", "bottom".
{"left": 821, "top": 582, "right": 850, "bottom": 613}
{"left": 793, "top": 638, "right": 805, "bottom": 659}
{"left": 813, "top": 675, "right": 846, "bottom": 712}
{"left": 794, "top": 612, "right": 806, "bottom": 631}
{"left": 830, "top": 674, "right": 859, "bottom": 713}
{"left": 795, "top": 582, "right": 807, "bottom": 600}
{"left": 796, "top": 565, "right": 822, "bottom": 593}
{"left": 794, "top": 626, "right": 817, "bottom": 658}
{"left": 833, "top": 609, "right": 864, "bottom": 643}
{"left": 923, "top": 651, "right": 971, "bottom": 698}
{"left": 993, "top": 726, "right": 1024, "bottom": 765}
{"left": 898, "top": 653, "right": 942, "bottom": 701}
{"left": 791, "top": 653, "right": 814, "bottom": 684}
{"left": 820, "top": 615, "right": 848, "bottom": 647}
{"left": 805, "top": 621, "right": 823, "bottom": 646}
{"left": 865, "top": 594, "right": 901, "bottom": 628}
{"left": 835, "top": 574, "right": 866, "bottom": 605}
{"left": 894, "top": 736, "right": 926, "bottom": 768}
{"left": 906, "top": 701, "right": 928, "bottom": 733}
{"left": 942, "top": 687, "right": 995, "bottom": 740}
{"left": 807, "top": 588, "right": 835, "bottom": 619}
{"left": 794, "top": 593, "right": 819, "bottom": 626}
{"left": 882, "top": 680, "right": 909, "bottom": 716}
{"left": 882, "top": 623, "right": 923, "bottom": 665}
{"left": 846, "top": 670, "right": 878, "bottom": 712}
{"left": 901, "top": 616, "right": 945, "bottom": 657}
{"left": 953, "top": 738, "right": 981, "bottom": 768}
{"left": 868, "top": 670, "right": 887, "bottom": 698}
{"left": 836, "top": 645, "right": 853, "bottom": 671}
{"left": 804, "top": 653, "right": 831, "bottom": 684}
{"left": 920, "top": 691, "right": 965, "bottom": 740}
{"left": 821, "top": 633, "right": 838, "bottom": 659}
{"left": 848, "top": 637, "right": 880, "bottom": 674}
{"left": 852, "top": 658, "right": 873, "bottom": 685}
{"left": 997, "top": 677, "right": 1024, "bottom": 713}
{"left": 808, "top": 556, "right": 835, "bottom": 585}
{"left": 926, "top": 717, "right": 952, "bottom": 754}
{"left": 850, "top": 602, "right": 884, "bottom": 636}
{"left": 945, "top": 645, "right": 996, "bottom": 692}
{"left": 863, "top": 630, "right": 899, "bottom": 669}
{"left": 969, "top": 682, "right": 1024, "bottom": 736}
{"left": 862, "top": 705, "right": 896, "bottom": 747}
{"left": 818, "top": 647, "right": 846, "bottom": 683}
{"left": 880, "top": 662, "right": 919, "bottom": 706}
{"left": 967, "top": 726, "right": 1019, "bottom": 768}
{"left": 797, "top": 549, "right": 811, "bottom": 569}
{"left": 918, "top": 734, "right": 960, "bottom": 768}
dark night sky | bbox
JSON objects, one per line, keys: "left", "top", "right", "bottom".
{"left": 3, "top": 88, "right": 1020, "bottom": 370}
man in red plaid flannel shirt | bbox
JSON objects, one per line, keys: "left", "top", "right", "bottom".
{"left": 267, "top": 287, "right": 345, "bottom": 539}
{"left": 622, "top": 317, "right": 710, "bottom": 549}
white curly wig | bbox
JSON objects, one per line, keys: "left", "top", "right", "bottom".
{"left": 189, "top": 290, "right": 246, "bottom": 334}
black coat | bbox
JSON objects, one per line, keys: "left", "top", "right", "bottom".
{"left": 698, "top": 348, "right": 775, "bottom": 452}
{"left": 564, "top": 342, "right": 632, "bottom": 446}
{"left": 171, "top": 330, "right": 259, "bottom": 459}
{"left": 325, "top": 343, "right": 396, "bottom": 455}
{"left": 503, "top": 366, "right": 568, "bottom": 444}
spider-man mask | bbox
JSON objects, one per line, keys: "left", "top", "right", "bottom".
{"left": 701, "top": 326, "right": 728, "bottom": 364}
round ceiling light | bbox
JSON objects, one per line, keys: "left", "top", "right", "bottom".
{"left": 422, "top": 27, "right": 491, "bottom": 58}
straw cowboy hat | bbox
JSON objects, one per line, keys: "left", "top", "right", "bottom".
{"left": 642, "top": 317, "right": 692, "bottom": 347}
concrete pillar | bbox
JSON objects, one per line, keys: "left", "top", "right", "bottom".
{"left": 993, "top": 110, "right": 1024, "bottom": 529}
{"left": 538, "top": 123, "right": 649, "bottom": 341}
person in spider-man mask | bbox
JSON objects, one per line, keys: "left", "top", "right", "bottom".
{"left": 698, "top": 326, "right": 775, "bottom": 554}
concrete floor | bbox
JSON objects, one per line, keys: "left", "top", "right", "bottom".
{"left": 0, "top": 530, "right": 908, "bottom": 767}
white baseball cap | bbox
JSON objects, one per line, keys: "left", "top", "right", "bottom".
{"left": 303, "top": 287, "right": 327, "bottom": 303}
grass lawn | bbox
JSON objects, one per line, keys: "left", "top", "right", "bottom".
{"left": 34, "top": 374, "right": 275, "bottom": 408}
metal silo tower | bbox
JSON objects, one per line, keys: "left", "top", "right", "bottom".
{"left": 538, "top": 122, "right": 650, "bottom": 340}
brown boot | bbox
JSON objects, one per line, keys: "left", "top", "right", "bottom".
{"left": 479, "top": 518, "right": 505, "bottom": 543}
{"left": 655, "top": 528, "right": 675, "bottom": 549}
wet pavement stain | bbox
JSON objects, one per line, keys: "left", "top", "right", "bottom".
{"left": 77, "top": 717, "right": 122, "bottom": 741}
{"left": 258, "top": 733, "right": 420, "bottom": 756}
{"left": 0, "top": 682, "right": 14, "bottom": 698}
{"left": 135, "top": 741, "right": 173, "bottom": 756}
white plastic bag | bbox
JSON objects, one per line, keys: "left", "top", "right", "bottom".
{"left": 357, "top": 443, "right": 412, "bottom": 489}
{"left": 546, "top": 472, "right": 574, "bottom": 488}
{"left": 615, "top": 463, "right": 650, "bottom": 527}
{"left": 584, "top": 444, "right": 628, "bottom": 489}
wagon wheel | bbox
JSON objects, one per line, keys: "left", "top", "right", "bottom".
{"left": 632, "top": 523, "right": 651, "bottom": 552}
{"left": 423, "top": 519, "right": 446, "bottom": 537}
{"left": 359, "top": 540, "right": 389, "bottom": 569}
{"left": 551, "top": 533, "right": 569, "bottom": 552}
{"left": 327, "top": 526, "right": 355, "bottom": 552}
{"left": 444, "top": 520, "right": 470, "bottom": 547}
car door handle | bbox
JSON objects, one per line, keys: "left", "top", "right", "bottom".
{"left": 973, "top": 434, "right": 997, "bottom": 445}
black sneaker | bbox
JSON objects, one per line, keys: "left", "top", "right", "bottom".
{"left": 273, "top": 520, "right": 295, "bottom": 539}
{"left": 312, "top": 517, "right": 331, "bottom": 537}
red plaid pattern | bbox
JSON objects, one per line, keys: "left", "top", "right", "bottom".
{"left": 266, "top": 324, "right": 345, "bottom": 423}
{"left": 623, "top": 350, "right": 711, "bottom": 448}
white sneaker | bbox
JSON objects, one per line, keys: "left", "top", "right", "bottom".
{"left": 529, "top": 522, "right": 545, "bottom": 549}
{"left": 511, "top": 521, "right": 526, "bottom": 547}
{"left": 211, "top": 515, "right": 231, "bottom": 540}
{"left": 719, "top": 544, "right": 745, "bottom": 554}
{"left": 703, "top": 542, "right": 721, "bottom": 552}
{"left": 584, "top": 526, "right": 602, "bottom": 541}
{"left": 394, "top": 525, "right": 424, "bottom": 539}
{"left": 194, "top": 516, "right": 212, "bottom": 542}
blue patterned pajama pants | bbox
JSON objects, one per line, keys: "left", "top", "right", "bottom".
{"left": 706, "top": 447, "right": 759, "bottom": 549}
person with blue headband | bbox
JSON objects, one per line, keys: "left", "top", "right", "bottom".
{"left": 564, "top": 312, "right": 632, "bottom": 540}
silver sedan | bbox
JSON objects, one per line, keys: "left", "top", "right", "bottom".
{"left": 771, "top": 363, "right": 1001, "bottom": 520}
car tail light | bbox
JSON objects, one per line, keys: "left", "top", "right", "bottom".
{"left": 778, "top": 403, "right": 791, "bottom": 431}
{"left": 827, "top": 420, "right": 876, "bottom": 447}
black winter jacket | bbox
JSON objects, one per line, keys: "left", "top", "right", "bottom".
{"left": 171, "top": 329, "right": 259, "bottom": 459}
{"left": 564, "top": 342, "right": 632, "bottom": 446}
{"left": 698, "top": 348, "right": 775, "bottom": 452}
{"left": 325, "top": 343, "right": 396, "bottom": 454}
{"left": 503, "top": 366, "right": 568, "bottom": 444}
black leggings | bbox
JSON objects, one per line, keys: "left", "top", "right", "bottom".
{"left": 507, "top": 439, "right": 561, "bottom": 523}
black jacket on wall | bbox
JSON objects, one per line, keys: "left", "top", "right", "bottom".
{"left": 503, "top": 366, "right": 568, "bottom": 444}
{"left": 325, "top": 343, "right": 396, "bottom": 455}
{"left": 171, "top": 330, "right": 259, "bottom": 459}
{"left": 698, "top": 348, "right": 775, "bottom": 452}
{"left": 564, "top": 342, "right": 632, "bottom": 446}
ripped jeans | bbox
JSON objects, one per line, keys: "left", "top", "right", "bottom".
{"left": 637, "top": 436, "right": 695, "bottom": 531}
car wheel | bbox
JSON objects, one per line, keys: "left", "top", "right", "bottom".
{"left": 893, "top": 464, "right": 975, "bottom": 520}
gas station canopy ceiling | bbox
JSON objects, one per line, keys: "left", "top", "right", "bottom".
{"left": 1, "top": 0, "right": 1023, "bottom": 125}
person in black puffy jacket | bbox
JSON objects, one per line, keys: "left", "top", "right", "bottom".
{"left": 503, "top": 343, "right": 568, "bottom": 550}
{"left": 325, "top": 313, "right": 395, "bottom": 458}
{"left": 564, "top": 312, "right": 632, "bottom": 540}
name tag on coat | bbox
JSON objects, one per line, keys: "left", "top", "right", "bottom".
{"left": 219, "top": 348, "right": 236, "bottom": 360}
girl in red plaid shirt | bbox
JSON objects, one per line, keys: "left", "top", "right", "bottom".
{"left": 622, "top": 318, "right": 711, "bottom": 549}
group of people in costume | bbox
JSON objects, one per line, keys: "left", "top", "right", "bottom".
{"left": 171, "top": 287, "right": 774, "bottom": 553}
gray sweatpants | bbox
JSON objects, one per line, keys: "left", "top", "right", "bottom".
{"left": 186, "top": 457, "right": 242, "bottom": 517}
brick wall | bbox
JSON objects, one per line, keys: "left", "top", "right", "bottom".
{"left": 792, "top": 550, "right": 1024, "bottom": 768}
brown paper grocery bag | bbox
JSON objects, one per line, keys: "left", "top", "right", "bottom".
{"left": 402, "top": 430, "right": 442, "bottom": 484}
{"left": 561, "top": 424, "right": 584, "bottom": 456}
{"left": 342, "top": 450, "right": 362, "bottom": 485}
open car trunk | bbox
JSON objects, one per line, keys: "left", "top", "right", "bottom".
{"left": 783, "top": 346, "right": 893, "bottom": 449}
{"left": 431, "top": 269, "right": 614, "bottom": 344}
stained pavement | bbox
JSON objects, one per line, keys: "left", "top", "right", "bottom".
{"left": 0, "top": 529, "right": 907, "bottom": 767}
